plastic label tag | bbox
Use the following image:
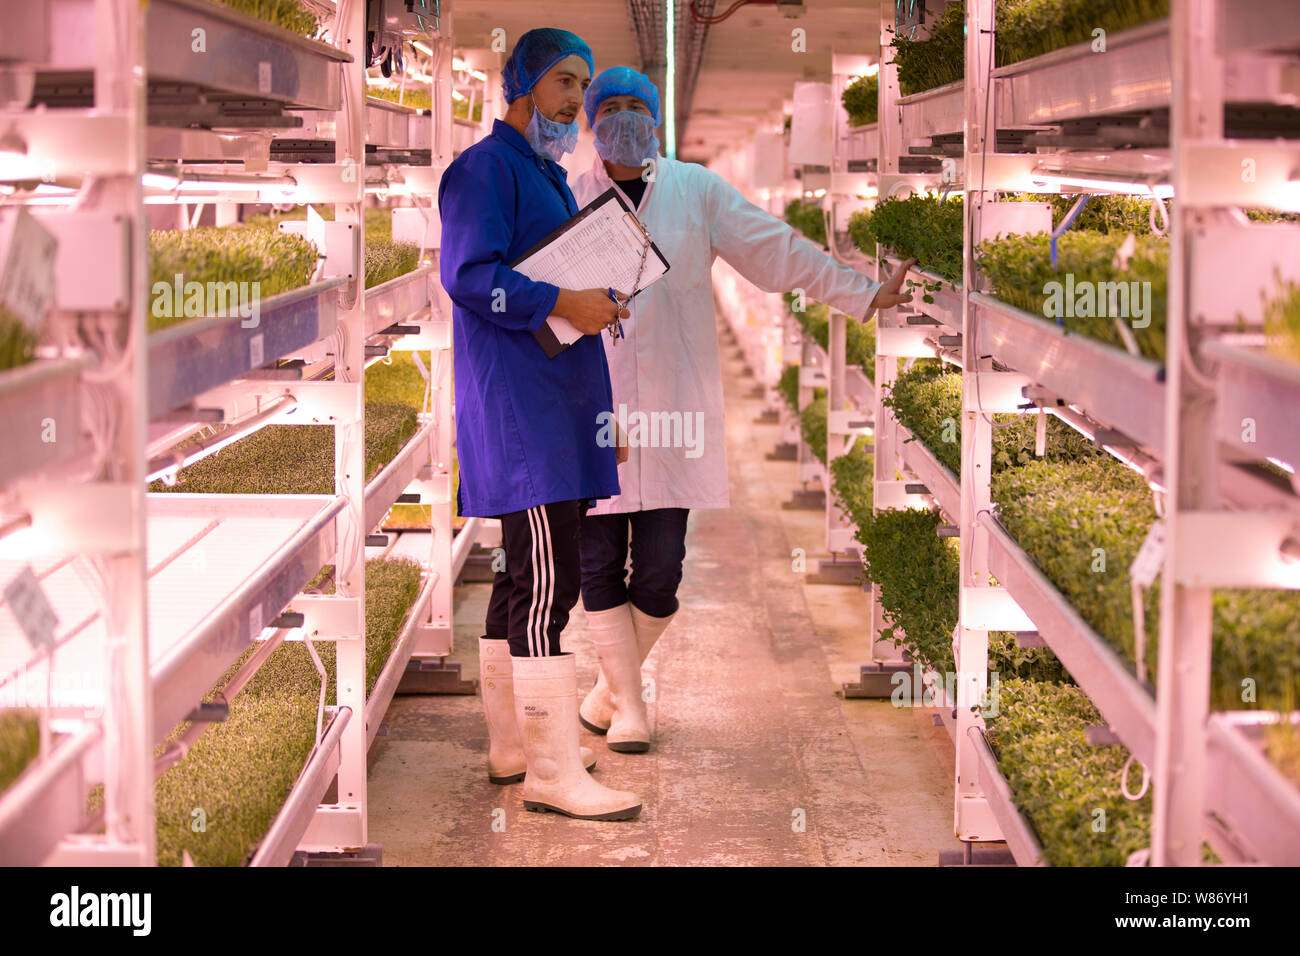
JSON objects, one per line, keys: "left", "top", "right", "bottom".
{"left": 4, "top": 566, "right": 59, "bottom": 650}
{"left": 1130, "top": 520, "right": 1166, "bottom": 589}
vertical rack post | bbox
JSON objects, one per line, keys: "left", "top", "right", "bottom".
{"left": 1152, "top": 0, "right": 1220, "bottom": 867}
{"left": 91, "top": 0, "right": 153, "bottom": 866}
{"left": 953, "top": 0, "right": 998, "bottom": 843}
{"left": 313, "top": 0, "right": 369, "bottom": 852}
{"left": 870, "top": 3, "right": 905, "bottom": 665}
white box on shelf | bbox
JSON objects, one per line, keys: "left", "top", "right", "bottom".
{"left": 35, "top": 211, "right": 129, "bottom": 313}
{"left": 788, "top": 82, "right": 833, "bottom": 168}
{"left": 393, "top": 206, "right": 440, "bottom": 249}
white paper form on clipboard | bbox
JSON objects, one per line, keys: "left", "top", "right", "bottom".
{"left": 508, "top": 188, "right": 671, "bottom": 358}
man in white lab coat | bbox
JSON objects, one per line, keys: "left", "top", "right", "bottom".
{"left": 570, "top": 67, "right": 914, "bottom": 752}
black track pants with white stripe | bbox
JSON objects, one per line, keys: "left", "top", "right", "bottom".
{"left": 485, "top": 500, "right": 587, "bottom": 657}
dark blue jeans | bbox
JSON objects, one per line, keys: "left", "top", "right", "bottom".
{"left": 579, "top": 508, "right": 690, "bottom": 618}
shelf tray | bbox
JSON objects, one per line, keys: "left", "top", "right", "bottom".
{"left": 248, "top": 706, "right": 350, "bottom": 867}
{"left": 993, "top": 21, "right": 1172, "bottom": 126}
{"left": 365, "top": 570, "right": 440, "bottom": 749}
{"left": 364, "top": 416, "right": 436, "bottom": 533}
{"left": 0, "top": 494, "right": 345, "bottom": 749}
{"left": 971, "top": 292, "right": 1165, "bottom": 455}
{"left": 994, "top": 19, "right": 1293, "bottom": 128}
{"left": 364, "top": 266, "right": 434, "bottom": 339}
{"left": 44, "top": 0, "right": 351, "bottom": 112}
{"left": 1205, "top": 712, "right": 1300, "bottom": 865}
{"left": 884, "top": 256, "right": 962, "bottom": 331}
{"left": 979, "top": 511, "right": 1157, "bottom": 767}
{"left": 0, "top": 723, "right": 98, "bottom": 866}
{"left": 899, "top": 80, "right": 964, "bottom": 142}
{"left": 148, "top": 278, "right": 346, "bottom": 419}
{"left": 969, "top": 726, "right": 1047, "bottom": 866}
{"left": 895, "top": 423, "right": 960, "bottom": 520}
{"left": 1203, "top": 341, "right": 1300, "bottom": 470}
{"left": 806, "top": 339, "right": 875, "bottom": 414}
{"left": 253, "top": 564, "right": 435, "bottom": 864}
{"left": 0, "top": 357, "right": 92, "bottom": 488}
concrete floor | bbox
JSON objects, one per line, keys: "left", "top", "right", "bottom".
{"left": 367, "top": 325, "right": 962, "bottom": 866}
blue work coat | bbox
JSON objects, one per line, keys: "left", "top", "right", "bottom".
{"left": 438, "top": 119, "right": 619, "bottom": 517}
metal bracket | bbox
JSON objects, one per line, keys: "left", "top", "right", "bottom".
{"left": 1013, "top": 630, "right": 1046, "bottom": 649}
{"left": 1021, "top": 385, "right": 1066, "bottom": 407}
{"left": 938, "top": 845, "right": 1017, "bottom": 867}
{"left": 962, "top": 588, "right": 1036, "bottom": 632}
{"left": 396, "top": 657, "right": 478, "bottom": 695}
{"left": 805, "top": 557, "right": 866, "bottom": 587}
{"left": 294, "top": 595, "right": 363, "bottom": 640}
{"left": 154, "top": 406, "right": 224, "bottom": 423}
{"left": 782, "top": 488, "right": 826, "bottom": 511}
{"left": 1085, "top": 725, "right": 1124, "bottom": 747}
{"left": 456, "top": 545, "right": 500, "bottom": 584}
{"left": 183, "top": 700, "right": 229, "bottom": 724}
{"left": 842, "top": 661, "right": 914, "bottom": 699}
{"left": 289, "top": 844, "right": 383, "bottom": 867}
{"left": 1093, "top": 427, "right": 1139, "bottom": 452}
{"left": 1174, "top": 511, "right": 1300, "bottom": 589}
{"left": 877, "top": 326, "right": 938, "bottom": 358}
{"left": 972, "top": 372, "right": 1033, "bottom": 414}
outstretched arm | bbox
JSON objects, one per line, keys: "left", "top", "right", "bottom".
{"left": 705, "top": 169, "right": 912, "bottom": 319}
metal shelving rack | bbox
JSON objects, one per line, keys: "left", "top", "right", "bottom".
{"left": 694, "top": 0, "right": 1300, "bottom": 866}
{"left": 856, "top": 0, "right": 1300, "bottom": 865}
{"left": 852, "top": 20, "right": 956, "bottom": 697}
{"left": 1152, "top": 0, "right": 1300, "bottom": 866}
{"left": 0, "top": 0, "right": 152, "bottom": 867}
{"left": 821, "top": 53, "right": 878, "bottom": 566}
{"left": 0, "top": 0, "right": 464, "bottom": 866}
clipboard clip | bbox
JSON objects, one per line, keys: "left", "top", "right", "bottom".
{"left": 623, "top": 212, "right": 651, "bottom": 241}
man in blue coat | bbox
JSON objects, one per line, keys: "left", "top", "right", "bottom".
{"left": 438, "top": 28, "right": 641, "bottom": 821}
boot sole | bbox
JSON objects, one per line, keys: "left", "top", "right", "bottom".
{"left": 523, "top": 800, "right": 642, "bottom": 821}
{"left": 490, "top": 758, "right": 597, "bottom": 785}
{"left": 579, "top": 715, "right": 610, "bottom": 735}
{"left": 607, "top": 740, "right": 650, "bottom": 754}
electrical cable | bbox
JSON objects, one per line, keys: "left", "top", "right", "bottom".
{"left": 1149, "top": 193, "right": 1169, "bottom": 236}
{"left": 1121, "top": 751, "right": 1151, "bottom": 801}
{"left": 689, "top": 0, "right": 774, "bottom": 26}
{"left": 970, "top": 6, "right": 1001, "bottom": 430}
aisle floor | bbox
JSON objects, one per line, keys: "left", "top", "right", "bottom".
{"left": 367, "top": 320, "right": 961, "bottom": 866}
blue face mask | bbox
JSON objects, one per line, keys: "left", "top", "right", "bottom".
{"left": 593, "top": 110, "right": 661, "bottom": 167}
{"left": 524, "top": 99, "right": 579, "bottom": 162}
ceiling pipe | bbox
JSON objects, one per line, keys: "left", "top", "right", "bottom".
{"left": 626, "top": 0, "right": 715, "bottom": 160}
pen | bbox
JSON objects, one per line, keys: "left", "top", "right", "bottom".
{"left": 606, "top": 287, "right": 624, "bottom": 340}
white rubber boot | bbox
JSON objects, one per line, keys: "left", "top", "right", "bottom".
{"left": 584, "top": 604, "right": 651, "bottom": 753}
{"left": 479, "top": 638, "right": 595, "bottom": 784}
{"left": 579, "top": 606, "right": 674, "bottom": 737}
{"left": 513, "top": 653, "right": 642, "bottom": 820}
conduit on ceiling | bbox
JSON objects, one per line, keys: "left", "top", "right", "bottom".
{"left": 626, "top": 0, "right": 715, "bottom": 161}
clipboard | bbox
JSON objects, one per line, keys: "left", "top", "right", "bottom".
{"left": 508, "top": 187, "right": 671, "bottom": 358}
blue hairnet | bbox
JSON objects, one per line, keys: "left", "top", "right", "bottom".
{"left": 501, "top": 28, "right": 595, "bottom": 104}
{"left": 584, "top": 67, "right": 662, "bottom": 127}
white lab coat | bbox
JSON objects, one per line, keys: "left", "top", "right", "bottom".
{"left": 570, "top": 154, "right": 881, "bottom": 515}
